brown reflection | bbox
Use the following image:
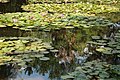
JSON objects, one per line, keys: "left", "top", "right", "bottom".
{"left": 0, "top": 27, "right": 29, "bottom": 37}
{"left": 0, "top": 0, "right": 27, "bottom": 13}
{"left": 0, "top": 64, "right": 18, "bottom": 80}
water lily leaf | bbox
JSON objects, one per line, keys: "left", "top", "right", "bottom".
{"left": 97, "top": 40, "right": 107, "bottom": 43}
{"left": 23, "top": 59, "right": 33, "bottom": 62}
{"left": 117, "top": 55, "right": 120, "bottom": 57}
{"left": 26, "top": 26, "right": 35, "bottom": 29}
{"left": 111, "top": 65, "right": 120, "bottom": 75}
{"left": 116, "top": 46, "right": 120, "bottom": 50}
{"left": 61, "top": 75, "right": 74, "bottom": 79}
{"left": 0, "top": 25, "right": 6, "bottom": 27}
{"left": 42, "top": 51, "right": 49, "bottom": 54}
{"left": 103, "top": 51, "right": 112, "bottom": 55}
{"left": 75, "top": 67, "right": 83, "bottom": 71}
{"left": 6, "top": 23, "right": 13, "bottom": 26}
{"left": 22, "top": 54, "right": 29, "bottom": 59}
{"left": 39, "top": 49, "right": 46, "bottom": 52}
{"left": 99, "top": 72, "right": 109, "bottom": 78}
{"left": 0, "top": 39, "right": 5, "bottom": 42}
{"left": 91, "top": 36, "right": 101, "bottom": 40}
{"left": 18, "top": 62, "right": 26, "bottom": 66}
{"left": 34, "top": 54, "right": 44, "bottom": 58}
{"left": 96, "top": 48, "right": 106, "bottom": 52}
{"left": 76, "top": 73, "right": 88, "bottom": 80}
{"left": 40, "top": 57, "right": 50, "bottom": 61}
{"left": 13, "top": 26, "right": 19, "bottom": 29}
{"left": 0, "top": 63, "right": 4, "bottom": 66}
{"left": 113, "top": 50, "right": 120, "bottom": 54}
{"left": 50, "top": 49, "right": 59, "bottom": 53}
{"left": 65, "top": 26, "right": 74, "bottom": 29}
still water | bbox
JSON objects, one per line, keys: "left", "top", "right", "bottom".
{"left": 0, "top": 26, "right": 109, "bottom": 80}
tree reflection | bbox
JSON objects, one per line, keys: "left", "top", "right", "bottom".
{"left": 0, "top": 64, "right": 18, "bottom": 80}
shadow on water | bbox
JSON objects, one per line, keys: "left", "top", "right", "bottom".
{"left": 0, "top": 27, "right": 28, "bottom": 37}
{"left": 0, "top": 64, "right": 18, "bottom": 80}
{"left": 0, "top": 0, "right": 27, "bottom": 13}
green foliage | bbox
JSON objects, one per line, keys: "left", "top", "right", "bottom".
{"left": 27, "top": 0, "right": 120, "bottom": 4}
{"left": 22, "top": 3, "right": 119, "bottom": 14}
{"left": 0, "top": 37, "right": 53, "bottom": 55}
{"left": 61, "top": 60, "right": 110, "bottom": 80}
{"left": 0, "top": 12, "right": 113, "bottom": 30}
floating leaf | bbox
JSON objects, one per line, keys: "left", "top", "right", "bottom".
{"left": 0, "top": 25, "right": 6, "bottom": 27}
{"left": 34, "top": 54, "right": 44, "bottom": 58}
{"left": 91, "top": 36, "right": 101, "bottom": 40}
{"left": 40, "top": 57, "right": 50, "bottom": 61}
{"left": 50, "top": 49, "right": 59, "bottom": 53}
{"left": 61, "top": 75, "right": 74, "bottom": 79}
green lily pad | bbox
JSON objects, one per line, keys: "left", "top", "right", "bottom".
{"left": 39, "top": 49, "right": 46, "bottom": 52}
{"left": 26, "top": 26, "right": 35, "bottom": 29}
{"left": 0, "top": 39, "right": 5, "bottom": 42}
{"left": 116, "top": 46, "right": 120, "bottom": 50}
{"left": 0, "top": 25, "right": 6, "bottom": 27}
{"left": 117, "top": 55, "right": 120, "bottom": 57}
{"left": 40, "top": 57, "right": 50, "bottom": 61}
{"left": 61, "top": 75, "right": 74, "bottom": 79}
{"left": 65, "top": 26, "right": 74, "bottom": 29}
{"left": 96, "top": 48, "right": 106, "bottom": 52}
{"left": 110, "top": 65, "right": 120, "bottom": 75}
{"left": 34, "top": 54, "right": 44, "bottom": 58}
{"left": 50, "top": 49, "right": 59, "bottom": 53}
{"left": 6, "top": 23, "right": 13, "bottom": 26}
{"left": 103, "top": 51, "right": 112, "bottom": 55}
{"left": 42, "top": 51, "right": 49, "bottom": 54}
{"left": 97, "top": 40, "right": 107, "bottom": 43}
{"left": 99, "top": 72, "right": 109, "bottom": 78}
{"left": 91, "top": 36, "right": 101, "bottom": 40}
{"left": 23, "top": 59, "right": 33, "bottom": 62}
{"left": 18, "top": 62, "right": 26, "bottom": 66}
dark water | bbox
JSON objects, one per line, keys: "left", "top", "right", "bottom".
{"left": 0, "top": 26, "right": 110, "bottom": 80}
{"left": 0, "top": 0, "right": 27, "bottom": 13}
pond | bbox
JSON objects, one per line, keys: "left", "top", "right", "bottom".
{"left": 0, "top": 26, "right": 111, "bottom": 80}
{"left": 0, "top": 0, "right": 120, "bottom": 80}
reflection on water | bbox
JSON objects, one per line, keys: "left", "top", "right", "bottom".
{"left": 0, "top": 26, "right": 110, "bottom": 80}
{"left": 0, "top": 0, "right": 27, "bottom": 13}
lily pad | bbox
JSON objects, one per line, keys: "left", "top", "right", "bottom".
{"left": 34, "top": 54, "right": 44, "bottom": 58}
{"left": 91, "top": 36, "right": 101, "bottom": 40}
{"left": 23, "top": 59, "right": 33, "bottom": 62}
{"left": 50, "top": 49, "right": 59, "bottom": 53}
{"left": 61, "top": 75, "right": 74, "bottom": 79}
{"left": 0, "top": 25, "right": 6, "bottom": 27}
{"left": 40, "top": 57, "right": 50, "bottom": 61}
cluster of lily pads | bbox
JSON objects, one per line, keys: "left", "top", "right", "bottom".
{"left": 22, "top": 3, "right": 119, "bottom": 14}
{"left": 27, "top": 0, "right": 119, "bottom": 4}
{"left": 61, "top": 60, "right": 120, "bottom": 80}
{"left": 0, "top": 37, "right": 56, "bottom": 65}
{"left": 0, "top": 0, "right": 119, "bottom": 31}
{"left": 0, "top": 12, "right": 114, "bottom": 31}
{"left": 90, "top": 30, "right": 120, "bottom": 58}
{"left": 27, "top": 0, "right": 77, "bottom": 3}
